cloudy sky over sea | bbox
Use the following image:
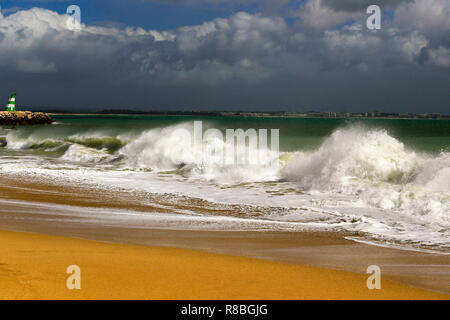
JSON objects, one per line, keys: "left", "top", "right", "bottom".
{"left": 0, "top": 0, "right": 448, "bottom": 112}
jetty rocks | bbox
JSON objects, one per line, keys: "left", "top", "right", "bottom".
{"left": 0, "top": 111, "right": 54, "bottom": 125}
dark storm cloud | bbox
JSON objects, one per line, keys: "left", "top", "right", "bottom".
{"left": 0, "top": 1, "right": 448, "bottom": 113}
{"left": 146, "top": 0, "right": 411, "bottom": 13}
{"left": 322, "top": 0, "right": 412, "bottom": 11}
{"left": 146, "top": 0, "right": 292, "bottom": 15}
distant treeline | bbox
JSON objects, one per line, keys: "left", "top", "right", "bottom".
{"left": 98, "top": 109, "right": 224, "bottom": 116}
{"left": 27, "top": 108, "right": 450, "bottom": 119}
{"left": 35, "top": 108, "right": 224, "bottom": 116}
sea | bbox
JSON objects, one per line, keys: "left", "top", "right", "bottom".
{"left": 0, "top": 115, "right": 449, "bottom": 252}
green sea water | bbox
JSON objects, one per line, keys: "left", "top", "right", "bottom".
{"left": 0, "top": 114, "right": 449, "bottom": 249}
{"left": 6, "top": 114, "right": 448, "bottom": 154}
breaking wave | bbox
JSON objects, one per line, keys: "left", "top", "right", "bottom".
{"left": 5, "top": 131, "right": 125, "bottom": 153}
{"left": 118, "top": 123, "right": 281, "bottom": 183}
{"left": 282, "top": 126, "right": 449, "bottom": 226}
{"left": 2, "top": 123, "right": 449, "bottom": 247}
{"left": 5, "top": 124, "right": 449, "bottom": 190}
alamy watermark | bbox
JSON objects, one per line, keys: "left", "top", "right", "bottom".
{"left": 169, "top": 121, "right": 279, "bottom": 168}
{"left": 66, "top": 265, "right": 81, "bottom": 290}
{"left": 366, "top": 5, "right": 381, "bottom": 30}
{"left": 66, "top": 5, "right": 81, "bottom": 31}
{"left": 366, "top": 265, "right": 381, "bottom": 289}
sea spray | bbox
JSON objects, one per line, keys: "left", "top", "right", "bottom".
{"left": 1, "top": 116, "right": 448, "bottom": 249}
{"left": 282, "top": 126, "right": 421, "bottom": 190}
{"left": 119, "top": 121, "right": 281, "bottom": 183}
{"left": 282, "top": 126, "right": 449, "bottom": 227}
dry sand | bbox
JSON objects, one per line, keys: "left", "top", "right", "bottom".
{"left": 0, "top": 229, "right": 448, "bottom": 300}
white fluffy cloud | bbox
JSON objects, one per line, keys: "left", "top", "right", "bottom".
{"left": 395, "top": 0, "right": 450, "bottom": 33}
{"left": 297, "top": 0, "right": 359, "bottom": 30}
{"left": 0, "top": 0, "right": 448, "bottom": 111}
{"left": 322, "top": 0, "right": 412, "bottom": 11}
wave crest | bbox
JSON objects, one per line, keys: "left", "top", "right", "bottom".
{"left": 282, "top": 126, "right": 449, "bottom": 223}
{"left": 282, "top": 127, "right": 421, "bottom": 190}
{"left": 118, "top": 123, "right": 281, "bottom": 183}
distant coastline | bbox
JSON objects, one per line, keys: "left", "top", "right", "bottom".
{"left": 41, "top": 109, "right": 450, "bottom": 120}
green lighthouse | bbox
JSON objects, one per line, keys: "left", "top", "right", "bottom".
{"left": 6, "top": 93, "right": 16, "bottom": 111}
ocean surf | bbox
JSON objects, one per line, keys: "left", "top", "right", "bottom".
{"left": 0, "top": 115, "right": 448, "bottom": 252}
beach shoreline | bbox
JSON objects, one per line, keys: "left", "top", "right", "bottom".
{"left": 0, "top": 174, "right": 449, "bottom": 298}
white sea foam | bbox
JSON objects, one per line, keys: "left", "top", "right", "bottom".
{"left": 118, "top": 123, "right": 281, "bottom": 183}
{"left": 282, "top": 127, "right": 449, "bottom": 228}
{"left": 60, "top": 144, "right": 113, "bottom": 163}
{"left": 1, "top": 124, "right": 448, "bottom": 250}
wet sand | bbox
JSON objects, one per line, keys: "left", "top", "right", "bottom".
{"left": 0, "top": 175, "right": 449, "bottom": 298}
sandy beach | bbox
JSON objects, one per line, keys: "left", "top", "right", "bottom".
{"left": 1, "top": 229, "right": 448, "bottom": 300}
{"left": 0, "top": 175, "right": 449, "bottom": 299}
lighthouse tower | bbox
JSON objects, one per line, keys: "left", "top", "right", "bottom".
{"left": 6, "top": 93, "right": 16, "bottom": 111}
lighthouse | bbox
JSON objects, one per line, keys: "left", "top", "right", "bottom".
{"left": 5, "top": 93, "right": 16, "bottom": 111}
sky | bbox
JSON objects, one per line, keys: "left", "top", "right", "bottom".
{"left": 0, "top": 0, "right": 448, "bottom": 113}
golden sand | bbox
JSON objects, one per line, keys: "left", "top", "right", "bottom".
{"left": 0, "top": 229, "right": 448, "bottom": 300}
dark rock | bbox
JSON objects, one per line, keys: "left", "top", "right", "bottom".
{"left": 0, "top": 111, "right": 55, "bottom": 126}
